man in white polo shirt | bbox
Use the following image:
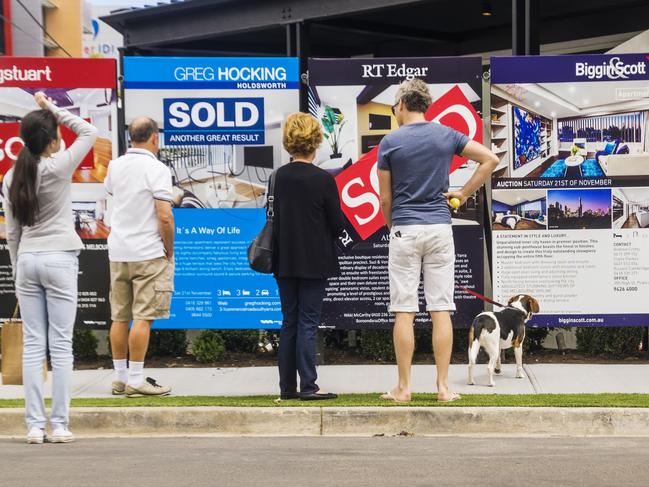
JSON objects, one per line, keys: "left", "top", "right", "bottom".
{"left": 105, "top": 117, "right": 175, "bottom": 397}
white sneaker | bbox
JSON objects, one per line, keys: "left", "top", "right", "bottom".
{"left": 125, "top": 377, "right": 172, "bottom": 398}
{"left": 27, "top": 427, "right": 46, "bottom": 444}
{"left": 50, "top": 427, "right": 75, "bottom": 443}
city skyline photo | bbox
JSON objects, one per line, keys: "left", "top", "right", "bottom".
{"left": 548, "top": 188, "right": 612, "bottom": 230}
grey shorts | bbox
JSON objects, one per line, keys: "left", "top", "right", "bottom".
{"left": 388, "top": 224, "right": 456, "bottom": 313}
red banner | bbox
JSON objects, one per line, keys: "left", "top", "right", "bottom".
{"left": 425, "top": 85, "right": 483, "bottom": 173}
{"left": 0, "top": 122, "right": 22, "bottom": 176}
{"left": 0, "top": 120, "right": 94, "bottom": 175}
{"left": 0, "top": 57, "right": 116, "bottom": 88}
{"left": 335, "top": 85, "right": 482, "bottom": 241}
{"left": 337, "top": 150, "right": 383, "bottom": 240}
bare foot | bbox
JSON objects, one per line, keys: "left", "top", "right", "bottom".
{"left": 437, "top": 391, "right": 461, "bottom": 403}
{"left": 380, "top": 388, "right": 411, "bottom": 403}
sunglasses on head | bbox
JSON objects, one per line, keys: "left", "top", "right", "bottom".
{"left": 391, "top": 102, "right": 399, "bottom": 116}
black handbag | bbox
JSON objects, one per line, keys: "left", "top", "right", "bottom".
{"left": 247, "top": 171, "right": 276, "bottom": 274}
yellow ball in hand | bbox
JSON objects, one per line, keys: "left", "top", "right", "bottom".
{"left": 449, "top": 197, "right": 461, "bottom": 209}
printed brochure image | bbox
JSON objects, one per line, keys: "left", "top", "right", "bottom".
{"left": 491, "top": 53, "right": 649, "bottom": 327}
{"left": 0, "top": 57, "right": 117, "bottom": 328}
{"left": 309, "top": 57, "right": 485, "bottom": 329}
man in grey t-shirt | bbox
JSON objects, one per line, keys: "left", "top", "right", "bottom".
{"left": 377, "top": 79, "right": 498, "bottom": 403}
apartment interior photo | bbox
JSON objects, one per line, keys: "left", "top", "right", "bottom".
{"left": 613, "top": 188, "right": 649, "bottom": 229}
{"left": 125, "top": 89, "right": 297, "bottom": 209}
{"left": 73, "top": 201, "right": 109, "bottom": 239}
{"left": 310, "top": 83, "right": 481, "bottom": 187}
{"left": 0, "top": 183, "right": 109, "bottom": 240}
{"left": 491, "top": 80, "right": 649, "bottom": 179}
{"left": 492, "top": 189, "right": 547, "bottom": 230}
{"left": 157, "top": 131, "right": 281, "bottom": 210}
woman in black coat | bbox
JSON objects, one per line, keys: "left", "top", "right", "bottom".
{"left": 272, "top": 112, "right": 345, "bottom": 400}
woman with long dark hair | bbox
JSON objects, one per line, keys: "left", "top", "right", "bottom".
{"left": 2, "top": 92, "right": 97, "bottom": 444}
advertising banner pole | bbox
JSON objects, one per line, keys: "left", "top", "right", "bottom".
{"left": 482, "top": 67, "right": 494, "bottom": 310}
{"left": 512, "top": 0, "right": 525, "bottom": 56}
{"left": 297, "top": 22, "right": 310, "bottom": 114}
{"left": 117, "top": 47, "right": 127, "bottom": 155}
{"left": 524, "top": 0, "right": 540, "bottom": 55}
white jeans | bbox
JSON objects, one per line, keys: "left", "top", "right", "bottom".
{"left": 15, "top": 251, "right": 79, "bottom": 430}
{"left": 388, "top": 224, "right": 456, "bottom": 313}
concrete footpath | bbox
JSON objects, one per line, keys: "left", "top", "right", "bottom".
{"left": 3, "top": 363, "right": 649, "bottom": 399}
{"left": 2, "top": 364, "right": 649, "bottom": 438}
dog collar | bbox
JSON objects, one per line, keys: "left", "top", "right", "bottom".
{"left": 506, "top": 305, "right": 527, "bottom": 316}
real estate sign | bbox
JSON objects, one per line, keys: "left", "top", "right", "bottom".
{"left": 123, "top": 57, "right": 299, "bottom": 329}
{"left": 490, "top": 53, "right": 649, "bottom": 327}
{"left": 309, "top": 57, "right": 486, "bottom": 328}
{"left": 0, "top": 56, "right": 118, "bottom": 328}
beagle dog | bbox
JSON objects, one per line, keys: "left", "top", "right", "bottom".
{"left": 467, "top": 294, "right": 540, "bottom": 387}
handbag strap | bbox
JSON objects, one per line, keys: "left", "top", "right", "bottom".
{"left": 266, "top": 171, "right": 276, "bottom": 221}
{"left": 12, "top": 303, "right": 19, "bottom": 320}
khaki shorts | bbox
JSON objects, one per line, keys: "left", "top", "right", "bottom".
{"left": 388, "top": 224, "right": 456, "bottom": 313}
{"left": 109, "top": 257, "right": 174, "bottom": 322}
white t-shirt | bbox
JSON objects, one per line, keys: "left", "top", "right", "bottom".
{"left": 105, "top": 148, "right": 173, "bottom": 262}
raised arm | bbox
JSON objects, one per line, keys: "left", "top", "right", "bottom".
{"left": 35, "top": 92, "right": 98, "bottom": 179}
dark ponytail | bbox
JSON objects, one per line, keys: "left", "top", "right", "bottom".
{"left": 9, "top": 109, "right": 58, "bottom": 227}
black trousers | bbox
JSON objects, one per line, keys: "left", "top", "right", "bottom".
{"left": 276, "top": 277, "right": 327, "bottom": 395}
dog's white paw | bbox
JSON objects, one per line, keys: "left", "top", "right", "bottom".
{"left": 488, "top": 381, "right": 495, "bottom": 387}
{"left": 516, "top": 371, "right": 526, "bottom": 379}
{"left": 467, "top": 380, "right": 475, "bottom": 385}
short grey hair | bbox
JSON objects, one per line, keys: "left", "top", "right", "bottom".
{"left": 395, "top": 79, "right": 433, "bottom": 113}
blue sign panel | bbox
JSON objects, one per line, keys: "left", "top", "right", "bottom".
{"left": 156, "top": 209, "right": 282, "bottom": 329}
{"left": 125, "top": 56, "right": 299, "bottom": 329}
{"left": 124, "top": 57, "right": 300, "bottom": 89}
{"left": 163, "top": 97, "right": 265, "bottom": 145}
{"left": 491, "top": 53, "right": 649, "bottom": 83}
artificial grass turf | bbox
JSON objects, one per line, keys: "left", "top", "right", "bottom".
{"left": 1, "top": 393, "right": 649, "bottom": 408}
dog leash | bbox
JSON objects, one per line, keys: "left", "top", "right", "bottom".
{"left": 455, "top": 284, "right": 507, "bottom": 309}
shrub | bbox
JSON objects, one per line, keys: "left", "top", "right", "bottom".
{"left": 576, "top": 327, "right": 642, "bottom": 357}
{"left": 218, "top": 330, "right": 259, "bottom": 353}
{"left": 147, "top": 330, "right": 188, "bottom": 357}
{"left": 192, "top": 330, "right": 225, "bottom": 363}
{"left": 261, "top": 330, "right": 280, "bottom": 353}
{"left": 453, "top": 328, "right": 470, "bottom": 354}
{"left": 415, "top": 328, "right": 432, "bottom": 353}
{"left": 360, "top": 327, "right": 469, "bottom": 360}
{"left": 524, "top": 328, "right": 550, "bottom": 352}
{"left": 73, "top": 329, "right": 98, "bottom": 360}
{"left": 359, "top": 329, "right": 394, "bottom": 362}
{"left": 414, "top": 327, "right": 471, "bottom": 354}
{"left": 324, "top": 329, "right": 347, "bottom": 350}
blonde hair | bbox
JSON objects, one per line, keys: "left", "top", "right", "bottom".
{"left": 283, "top": 112, "right": 323, "bottom": 156}
{"left": 395, "top": 78, "right": 432, "bottom": 113}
